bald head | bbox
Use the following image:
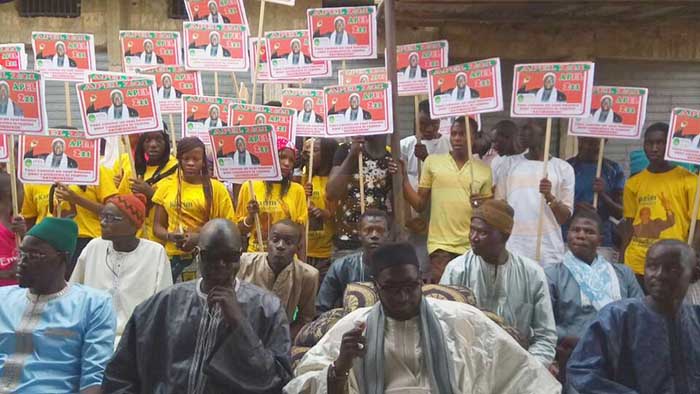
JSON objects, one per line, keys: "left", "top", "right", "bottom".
{"left": 648, "top": 239, "right": 695, "bottom": 270}
{"left": 199, "top": 219, "right": 243, "bottom": 251}
{"left": 199, "top": 219, "right": 243, "bottom": 289}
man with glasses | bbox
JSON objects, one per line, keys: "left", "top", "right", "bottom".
{"left": 103, "top": 219, "right": 293, "bottom": 393}
{"left": 286, "top": 242, "right": 561, "bottom": 393}
{"left": 0, "top": 217, "right": 116, "bottom": 393}
{"left": 237, "top": 219, "right": 318, "bottom": 339}
{"left": 70, "top": 193, "right": 172, "bottom": 346}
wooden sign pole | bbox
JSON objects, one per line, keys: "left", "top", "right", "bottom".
{"left": 464, "top": 114, "right": 475, "bottom": 195}
{"left": 168, "top": 113, "right": 177, "bottom": 156}
{"left": 251, "top": 0, "right": 267, "bottom": 106}
{"left": 305, "top": 138, "right": 315, "bottom": 257}
{"left": 214, "top": 72, "right": 219, "bottom": 97}
{"left": 535, "top": 118, "right": 553, "bottom": 262}
{"left": 248, "top": 179, "right": 265, "bottom": 252}
{"left": 7, "top": 135, "right": 20, "bottom": 247}
{"left": 592, "top": 138, "right": 605, "bottom": 209}
{"left": 64, "top": 82, "right": 72, "bottom": 127}
{"left": 231, "top": 72, "right": 239, "bottom": 97}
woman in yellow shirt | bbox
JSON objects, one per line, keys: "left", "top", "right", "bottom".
{"left": 152, "top": 137, "right": 235, "bottom": 281}
{"left": 236, "top": 138, "right": 308, "bottom": 257}
{"left": 118, "top": 130, "right": 179, "bottom": 242}
{"left": 303, "top": 138, "right": 338, "bottom": 280}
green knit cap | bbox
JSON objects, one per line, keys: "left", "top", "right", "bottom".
{"left": 26, "top": 217, "right": 78, "bottom": 258}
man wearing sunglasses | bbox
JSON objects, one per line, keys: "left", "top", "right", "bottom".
{"left": 103, "top": 219, "right": 293, "bottom": 393}
{"left": 70, "top": 193, "right": 172, "bottom": 346}
{"left": 286, "top": 242, "right": 561, "bottom": 393}
{"left": 0, "top": 217, "right": 116, "bottom": 393}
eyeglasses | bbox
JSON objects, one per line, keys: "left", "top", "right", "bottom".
{"left": 99, "top": 213, "right": 124, "bottom": 224}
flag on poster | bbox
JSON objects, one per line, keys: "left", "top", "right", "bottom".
{"left": 338, "top": 67, "right": 386, "bottom": 85}
{"left": 324, "top": 82, "right": 393, "bottom": 137}
{"left": 665, "top": 108, "right": 700, "bottom": 165}
{"left": 184, "top": 22, "right": 249, "bottom": 72}
{"left": 31, "top": 32, "right": 96, "bottom": 82}
{"left": 76, "top": 78, "right": 163, "bottom": 138}
{"left": 429, "top": 58, "right": 503, "bottom": 119}
{"left": 0, "top": 71, "right": 48, "bottom": 135}
{"left": 229, "top": 103, "right": 296, "bottom": 143}
{"left": 396, "top": 40, "right": 448, "bottom": 96}
{"left": 569, "top": 86, "right": 649, "bottom": 140}
{"left": 182, "top": 95, "right": 245, "bottom": 143}
{"left": 119, "top": 31, "right": 183, "bottom": 72}
{"left": 19, "top": 129, "right": 100, "bottom": 185}
{"left": 281, "top": 89, "right": 326, "bottom": 137}
{"left": 210, "top": 125, "right": 281, "bottom": 182}
{"left": 307, "top": 6, "right": 378, "bottom": 61}
{"left": 511, "top": 62, "right": 595, "bottom": 118}
{"left": 184, "top": 0, "right": 248, "bottom": 27}
{"left": 0, "top": 44, "right": 27, "bottom": 71}
{"left": 139, "top": 66, "right": 203, "bottom": 113}
{"left": 265, "top": 30, "right": 332, "bottom": 79}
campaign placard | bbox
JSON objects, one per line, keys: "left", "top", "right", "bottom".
{"left": 281, "top": 89, "right": 325, "bottom": 137}
{"left": 184, "top": 0, "right": 248, "bottom": 26}
{"left": 139, "top": 66, "right": 202, "bottom": 113}
{"left": 0, "top": 71, "right": 48, "bottom": 135}
{"left": 324, "top": 82, "right": 393, "bottom": 136}
{"left": 18, "top": 129, "right": 99, "bottom": 185}
{"left": 0, "top": 135, "right": 8, "bottom": 162}
{"left": 307, "top": 7, "right": 377, "bottom": 60}
{"left": 438, "top": 114, "right": 482, "bottom": 136}
{"left": 265, "top": 30, "right": 332, "bottom": 79}
{"left": 511, "top": 62, "right": 595, "bottom": 118}
{"left": 665, "top": 108, "right": 700, "bottom": 165}
{"left": 210, "top": 125, "right": 281, "bottom": 182}
{"left": 76, "top": 79, "right": 163, "bottom": 138}
{"left": 397, "top": 41, "right": 448, "bottom": 96}
{"left": 184, "top": 22, "right": 249, "bottom": 72}
{"left": 119, "top": 31, "right": 182, "bottom": 72}
{"left": 31, "top": 32, "right": 95, "bottom": 82}
{"left": 249, "top": 38, "right": 305, "bottom": 85}
{"left": 229, "top": 103, "right": 296, "bottom": 143}
{"left": 0, "top": 44, "right": 27, "bottom": 71}
{"left": 338, "top": 67, "right": 386, "bottom": 85}
{"left": 569, "top": 86, "right": 649, "bottom": 139}
{"left": 429, "top": 58, "right": 503, "bottom": 119}
{"left": 183, "top": 95, "right": 244, "bottom": 143}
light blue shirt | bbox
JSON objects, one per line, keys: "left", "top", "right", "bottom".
{"left": 0, "top": 284, "right": 115, "bottom": 393}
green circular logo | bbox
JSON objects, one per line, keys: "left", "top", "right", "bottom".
{"left": 126, "top": 58, "right": 131, "bottom": 64}
{"left": 88, "top": 114, "right": 96, "bottom": 122}
{"left": 218, "top": 158, "right": 224, "bottom": 165}
{"left": 673, "top": 138, "right": 680, "bottom": 145}
{"left": 435, "top": 97, "right": 441, "bottom": 104}
{"left": 187, "top": 123, "right": 193, "bottom": 129}
{"left": 24, "top": 159, "right": 31, "bottom": 167}
{"left": 517, "top": 94, "right": 524, "bottom": 103}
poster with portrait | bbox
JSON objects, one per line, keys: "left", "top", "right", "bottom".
{"left": 307, "top": 6, "right": 377, "bottom": 61}
{"left": 183, "top": 22, "right": 249, "bottom": 72}
{"left": 0, "top": 135, "right": 8, "bottom": 162}
{"left": 76, "top": 79, "right": 163, "bottom": 138}
{"left": 397, "top": 40, "right": 448, "bottom": 96}
{"left": 0, "top": 71, "right": 48, "bottom": 135}
{"left": 265, "top": 30, "right": 332, "bottom": 79}
{"left": 18, "top": 129, "right": 100, "bottom": 185}
{"left": 429, "top": 58, "right": 503, "bottom": 119}
{"left": 184, "top": 0, "right": 248, "bottom": 26}
{"left": 569, "top": 86, "right": 649, "bottom": 139}
{"left": 249, "top": 38, "right": 306, "bottom": 85}
{"left": 182, "top": 95, "right": 244, "bottom": 143}
{"left": 210, "top": 125, "right": 281, "bottom": 181}
{"left": 0, "top": 44, "right": 27, "bottom": 71}
{"left": 665, "top": 108, "right": 700, "bottom": 165}
{"left": 138, "top": 66, "right": 202, "bottom": 113}
{"left": 511, "top": 62, "right": 595, "bottom": 118}
{"left": 338, "top": 67, "right": 386, "bottom": 85}
{"left": 229, "top": 103, "right": 296, "bottom": 143}
{"left": 324, "top": 82, "right": 393, "bottom": 136}
{"left": 438, "top": 114, "right": 482, "bottom": 136}
{"left": 281, "top": 89, "right": 325, "bottom": 137}
{"left": 119, "top": 31, "right": 182, "bottom": 73}
{"left": 31, "top": 32, "right": 96, "bottom": 82}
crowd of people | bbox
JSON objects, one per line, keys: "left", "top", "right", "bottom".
{"left": 0, "top": 99, "right": 698, "bottom": 393}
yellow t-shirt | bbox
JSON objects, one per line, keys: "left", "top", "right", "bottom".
{"left": 623, "top": 167, "right": 698, "bottom": 274}
{"left": 71, "top": 165, "right": 119, "bottom": 238}
{"left": 152, "top": 177, "right": 235, "bottom": 257}
{"left": 21, "top": 184, "right": 54, "bottom": 225}
{"left": 305, "top": 175, "right": 334, "bottom": 259}
{"left": 419, "top": 154, "right": 493, "bottom": 255}
{"left": 117, "top": 156, "right": 179, "bottom": 242}
{"left": 235, "top": 180, "right": 308, "bottom": 252}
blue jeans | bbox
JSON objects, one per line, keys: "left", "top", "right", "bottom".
{"left": 170, "top": 256, "right": 193, "bottom": 283}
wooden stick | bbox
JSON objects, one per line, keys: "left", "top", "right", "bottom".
{"left": 465, "top": 114, "right": 475, "bottom": 195}
{"left": 7, "top": 135, "right": 19, "bottom": 246}
{"left": 688, "top": 173, "right": 700, "bottom": 246}
{"left": 535, "top": 118, "right": 553, "bottom": 262}
{"left": 64, "top": 82, "right": 72, "bottom": 127}
{"left": 251, "top": 0, "right": 267, "bottom": 105}
{"left": 358, "top": 151, "right": 365, "bottom": 214}
{"left": 168, "top": 113, "right": 177, "bottom": 156}
{"left": 305, "top": 138, "right": 315, "bottom": 257}
{"left": 231, "top": 72, "right": 238, "bottom": 97}
{"left": 248, "top": 179, "right": 265, "bottom": 251}
{"left": 414, "top": 96, "right": 422, "bottom": 178}
{"left": 121, "top": 135, "right": 136, "bottom": 176}
{"left": 592, "top": 138, "right": 605, "bottom": 209}
{"left": 214, "top": 72, "right": 219, "bottom": 97}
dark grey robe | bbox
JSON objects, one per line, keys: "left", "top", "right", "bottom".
{"left": 102, "top": 280, "right": 293, "bottom": 393}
